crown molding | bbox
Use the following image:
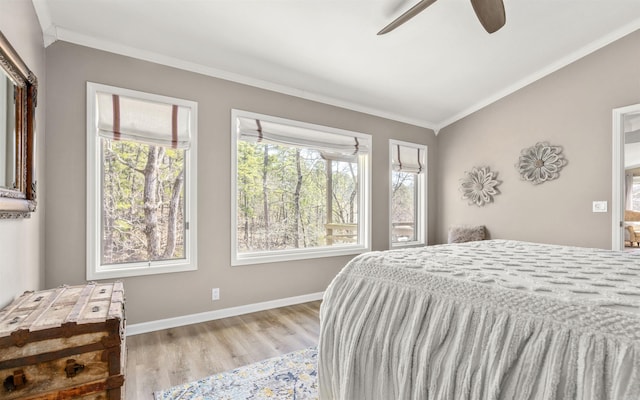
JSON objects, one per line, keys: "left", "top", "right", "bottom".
{"left": 30, "top": 1, "right": 436, "bottom": 129}
{"left": 31, "top": 0, "right": 57, "bottom": 46}
{"left": 435, "top": 18, "right": 640, "bottom": 132}
{"left": 43, "top": 26, "right": 438, "bottom": 131}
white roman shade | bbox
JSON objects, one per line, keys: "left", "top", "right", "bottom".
{"left": 96, "top": 92, "right": 191, "bottom": 149}
{"left": 237, "top": 116, "right": 369, "bottom": 157}
{"left": 392, "top": 144, "right": 425, "bottom": 173}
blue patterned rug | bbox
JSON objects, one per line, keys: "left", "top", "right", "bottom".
{"left": 154, "top": 347, "right": 318, "bottom": 400}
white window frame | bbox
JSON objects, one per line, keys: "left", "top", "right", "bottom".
{"left": 86, "top": 82, "right": 198, "bottom": 279}
{"left": 231, "top": 109, "right": 371, "bottom": 266}
{"left": 389, "top": 139, "right": 427, "bottom": 248}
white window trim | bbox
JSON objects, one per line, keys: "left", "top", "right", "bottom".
{"left": 231, "top": 109, "right": 371, "bottom": 266}
{"left": 86, "top": 82, "right": 198, "bottom": 280}
{"left": 389, "top": 139, "right": 427, "bottom": 249}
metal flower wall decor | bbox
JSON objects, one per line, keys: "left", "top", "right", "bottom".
{"left": 517, "top": 142, "right": 567, "bottom": 185}
{"left": 459, "top": 166, "right": 501, "bottom": 207}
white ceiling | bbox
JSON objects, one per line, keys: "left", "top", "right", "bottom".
{"left": 32, "top": 0, "right": 640, "bottom": 130}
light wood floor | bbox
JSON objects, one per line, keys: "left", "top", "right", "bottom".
{"left": 125, "top": 301, "right": 321, "bottom": 399}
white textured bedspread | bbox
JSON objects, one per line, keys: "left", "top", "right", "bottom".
{"left": 318, "top": 240, "right": 640, "bottom": 400}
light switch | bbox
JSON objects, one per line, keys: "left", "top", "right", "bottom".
{"left": 592, "top": 201, "right": 607, "bottom": 213}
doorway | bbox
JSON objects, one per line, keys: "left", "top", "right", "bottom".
{"left": 612, "top": 103, "right": 640, "bottom": 251}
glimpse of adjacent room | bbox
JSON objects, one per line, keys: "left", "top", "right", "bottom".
{"left": 624, "top": 112, "right": 640, "bottom": 249}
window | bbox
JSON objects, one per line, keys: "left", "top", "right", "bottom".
{"left": 86, "top": 83, "right": 197, "bottom": 279}
{"left": 390, "top": 140, "right": 426, "bottom": 247}
{"left": 632, "top": 175, "right": 640, "bottom": 210}
{"left": 232, "top": 110, "right": 371, "bottom": 265}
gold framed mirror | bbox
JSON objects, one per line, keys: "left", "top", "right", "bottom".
{"left": 0, "top": 30, "right": 37, "bottom": 219}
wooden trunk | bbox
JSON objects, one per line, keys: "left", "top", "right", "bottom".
{"left": 0, "top": 282, "right": 125, "bottom": 400}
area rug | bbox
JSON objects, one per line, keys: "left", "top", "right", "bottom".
{"left": 154, "top": 347, "right": 318, "bottom": 400}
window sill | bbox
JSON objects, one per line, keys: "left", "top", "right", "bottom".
{"left": 232, "top": 245, "right": 369, "bottom": 266}
{"left": 391, "top": 240, "right": 426, "bottom": 249}
{"left": 87, "top": 262, "right": 197, "bottom": 280}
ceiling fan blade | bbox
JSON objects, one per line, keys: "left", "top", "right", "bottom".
{"left": 377, "top": 0, "right": 439, "bottom": 35}
{"left": 470, "top": 0, "right": 506, "bottom": 33}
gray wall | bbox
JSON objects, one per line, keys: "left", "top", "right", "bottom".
{"left": 44, "top": 42, "right": 437, "bottom": 324}
{"left": 0, "top": 0, "right": 46, "bottom": 308}
{"left": 437, "top": 29, "right": 640, "bottom": 248}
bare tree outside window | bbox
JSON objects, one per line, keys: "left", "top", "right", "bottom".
{"left": 101, "top": 138, "right": 185, "bottom": 265}
{"left": 236, "top": 141, "right": 359, "bottom": 253}
{"left": 391, "top": 171, "right": 417, "bottom": 243}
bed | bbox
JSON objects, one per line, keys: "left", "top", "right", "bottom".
{"left": 318, "top": 240, "right": 640, "bottom": 400}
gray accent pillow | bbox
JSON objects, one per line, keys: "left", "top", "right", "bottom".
{"left": 448, "top": 225, "right": 486, "bottom": 244}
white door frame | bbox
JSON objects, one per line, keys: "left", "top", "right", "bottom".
{"left": 612, "top": 104, "right": 640, "bottom": 250}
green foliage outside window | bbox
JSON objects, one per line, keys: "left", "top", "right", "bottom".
{"left": 236, "top": 141, "right": 359, "bottom": 253}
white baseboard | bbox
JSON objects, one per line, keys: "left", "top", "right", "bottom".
{"left": 126, "top": 291, "right": 324, "bottom": 336}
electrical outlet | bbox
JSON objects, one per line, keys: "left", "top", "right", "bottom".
{"left": 211, "top": 288, "right": 220, "bottom": 301}
{"left": 592, "top": 201, "right": 607, "bottom": 213}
